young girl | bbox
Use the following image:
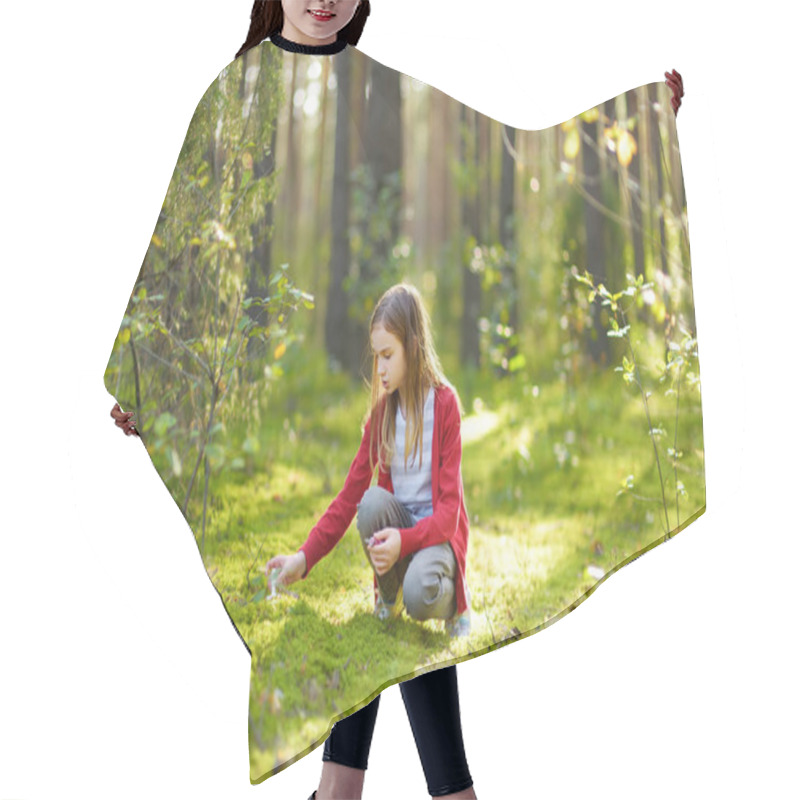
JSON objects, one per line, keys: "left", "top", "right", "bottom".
{"left": 266, "top": 281, "right": 475, "bottom": 799}
{"left": 267, "top": 280, "right": 472, "bottom": 631}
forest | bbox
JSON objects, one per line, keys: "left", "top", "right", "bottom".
{"left": 103, "top": 41, "right": 704, "bottom": 778}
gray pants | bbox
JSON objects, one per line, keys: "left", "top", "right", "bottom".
{"left": 356, "top": 486, "right": 457, "bottom": 621}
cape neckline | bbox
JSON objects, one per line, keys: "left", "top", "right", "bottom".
{"left": 268, "top": 31, "right": 348, "bottom": 55}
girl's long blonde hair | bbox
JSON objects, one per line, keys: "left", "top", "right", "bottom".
{"left": 364, "top": 283, "right": 464, "bottom": 476}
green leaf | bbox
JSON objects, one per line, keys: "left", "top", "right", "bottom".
{"left": 508, "top": 353, "right": 526, "bottom": 372}
{"left": 242, "top": 436, "right": 260, "bottom": 455}
{"left": 205, "top": 443, "right": 225, "bottom": 461}
{"left": 154, "top": 412, "right": 177, "bottom": 438}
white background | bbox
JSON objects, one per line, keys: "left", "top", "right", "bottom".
{"left": 1, "top": 1, "right": 797, "bottom": 798}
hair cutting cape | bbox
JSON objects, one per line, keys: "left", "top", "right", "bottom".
{"left": 103, "top": 35, "right": 705, "bottom": 784}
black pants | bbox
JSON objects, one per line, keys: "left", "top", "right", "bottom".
{"left": 323, "top": 664, "right": 473, "bottom": 797}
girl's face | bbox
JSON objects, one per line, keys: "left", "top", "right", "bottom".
{"left": 371, "top": 324, "right": 407, "bottom": 396}
{"left": 280, "top": 0, "right": 361, "bottom": 46}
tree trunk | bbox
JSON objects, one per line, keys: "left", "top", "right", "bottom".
{"left": 498, "top": 123, "right": 519, "bottom": 370}
{"left": 326, "top": 48, "right": 353, "bottom": 374}
{"left": 309, "top": 56, "right": 331, "bottom": 347}
{"left": 648, "top": 82, "right": 668, "bottom": 279}
{"left": 626, "top": 88, "right": 645, "bottom": 280}
{"left": 460, "top": 105, "right": 481, "bottom": 369}
{"left": 581, "top": 113, "right": 609, "bottom": 364}
{"left": 284, "top": 54, "right": 304, "bottom": 255}
{"left": 348, "top": 56, "right": 403, "bottom": 380}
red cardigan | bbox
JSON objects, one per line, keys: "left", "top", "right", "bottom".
{"left": 298, "top": 383, "right": 471, "bottom": 616}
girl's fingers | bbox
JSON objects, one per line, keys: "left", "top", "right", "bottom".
{"left": 111, "top": 404, "right": 138, "bottom": 435}
{"left": 665, "top": 69, "right": 684, "bottom": 95}
{"left": 118, "top": 419, "right": 137, "bottom": 434}
{"left": 663, "top": 70, "right": 683, "bottom": 117}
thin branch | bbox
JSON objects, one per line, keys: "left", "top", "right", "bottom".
{"left": 620, "top": 307, "right": 671, "bottom": 534}
{"left": 182, "top": 381, "right": 219, "bottom": 516}
{"left": 159, "top": 324, "right": 212, "bottom": 379}
{"left": 220, "top": 52, "right": 266, "bottom": 190}
{"left": 217, "top": 289, "right": 245, "bottom": 383}
{"left": 655, "top": 111, "right": 690, "bottom": 247}
{"left": 629, "top": 492, "right": 663, "bottom": 503}
{"left": 129, "top": 338, "right": 142, "bottom": 437}
{"left": 133, "top": 341, "right": 204, "bottom": 384}
{"left": 247, "top": 538, "right": 266, "bottom": 592}
{"left": 201, "top": 453, "right": 210, "bottom": 556}
{"left": 673, "top": 361, "right": 682, "bottom": 534}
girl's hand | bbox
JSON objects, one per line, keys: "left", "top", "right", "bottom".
{"left": 110, "top": 402, "right": 139, "bottom": 436}
{"left": 367, "top": 528, "right": 401, "bottom": 576}
{"left": 265, "top": 552, "right": 306, "bottom": 586}
{"left": 664, "top": 69, "right": 683, "bottom": 116}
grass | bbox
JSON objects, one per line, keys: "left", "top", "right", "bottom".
{"left": 147, "top": 346, "right": 705, "bottom": 781}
